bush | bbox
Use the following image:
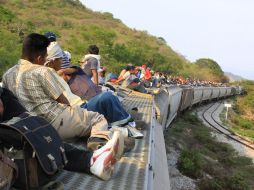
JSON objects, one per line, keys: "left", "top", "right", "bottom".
{"left": 177, "top": 149, "right": 204, "bottom": 178}
{"left": 0, "top": 6, "right": 15, "bottom": 23}
{"left": 199, "top": 175, "right": 250, "bottom": 190}
{"left": 182, "top": 112, "right": 199, "bottom": 123}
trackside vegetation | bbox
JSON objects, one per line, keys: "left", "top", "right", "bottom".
{"left": 219, "top": 80, "right": 254, "bottom": 141}
{"left": 0, "top": 0, "right": 227, "bottom": 82}
{"left": 165, "top": 111, "right": 254, "bottom": 190}
{"left": 230, "top": 81, "right": 254, "bottom": 141}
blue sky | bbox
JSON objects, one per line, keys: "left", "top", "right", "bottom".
{"left": 81, "top": 0, "right": 254, "bottom": 80}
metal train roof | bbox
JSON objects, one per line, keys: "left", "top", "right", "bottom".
{"left": 56, "top": 89, "right": 170, "bottom": 190}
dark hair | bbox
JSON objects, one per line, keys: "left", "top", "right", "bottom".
{"left": 87, "top": 45, "right": 99, "bottom": 55}
{"left": 126, "top": 65, "right": 135, "bottom": 71}
{"left": 22, "top": 33, "right": 50, "bottom": 62}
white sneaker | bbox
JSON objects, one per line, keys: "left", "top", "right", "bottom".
{"left": 127, "top": 125, "right": 144, "bottom": 139}
{"left": 90, "top": 131, "right": 124, "bottom": 180}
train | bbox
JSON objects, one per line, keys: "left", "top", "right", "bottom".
{"left": 154, "top": 85, "right": 243, "bottom": 130}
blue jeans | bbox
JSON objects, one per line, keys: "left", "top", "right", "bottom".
{"left": 80, "top": 92, "right": 131, "bottom": 126}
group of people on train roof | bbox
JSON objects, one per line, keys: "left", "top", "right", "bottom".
{"left": 1, "top": 32, "right": 144, "bottom": 181}
{"left": 0, "top": 32, "right": 229, "bottom": 182}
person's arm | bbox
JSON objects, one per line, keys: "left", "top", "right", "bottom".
{"left": 113, "top": 76, "right": 124, "bottom": 84}
{"left": 91, "top": 69, "right": 99, "bottom": 86}
{"left": 56, "top": 93, "right": 70, "bottom": 105}
{"left": 41, "top": 68, "right": 70, "bottom": 105}
{"left": 58, "top": 68, "right": 77, "bottom": 75}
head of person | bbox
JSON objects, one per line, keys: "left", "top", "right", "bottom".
{"left": 87, "top": 45, "right": 99, "bottom": 55}
{"left": 44, "top": 42, "right": 63, "bottom": 71}
{"left": 129, "top": 66, "right": 136, "bottom": 74}
{"left": 44, "top": 31, "right": 57, "bottom": 42}
{"left": 142, "top": 64, "right": 147, "bottom": 69}
{"left": 134, "top": 67, "right": 140, "bottom": 74}
{"left": 21, "top": 33, "right": 50, "bottom": 65}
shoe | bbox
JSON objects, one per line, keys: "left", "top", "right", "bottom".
{"left": 87, "top": 137, "right": 107, "bottom": 151}
{"left": 127, "top": 125, "right": 144, "bottom": 139}
{"left": 90, "top": 131, "right": 124, "bottom": 180}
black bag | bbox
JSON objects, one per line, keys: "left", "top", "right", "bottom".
{"left": 0, "top": 112, "right": 68, "bottom": 189}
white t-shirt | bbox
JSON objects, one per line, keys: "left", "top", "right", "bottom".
{"left": 121, "top": 71, "right": 138, "bottom": 87}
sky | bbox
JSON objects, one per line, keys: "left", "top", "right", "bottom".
{"left": 81, "top": 0, "right": 254, "bottom": 80}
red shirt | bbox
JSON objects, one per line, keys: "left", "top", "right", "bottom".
{"left": 144, "top": 70, "right": 151, "bottom": 80}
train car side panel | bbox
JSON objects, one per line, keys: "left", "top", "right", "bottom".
{"left": 165, "top": 86, "right": 182, "bottom": 128}
{"left": 202, "top": 87, "right": 213, "bottom": 101}
{"left": 179, "top": 87, "right": 194, "bottom": 112}
{"left": 192, "top": 87, "right": 203, "bottom": 105}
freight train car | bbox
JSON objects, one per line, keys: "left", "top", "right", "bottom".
{"left": 178, "top": 86, "right": 194, "bottom": 112}
{"left": 155, "top": 86, "right": 182, "bottom": 129}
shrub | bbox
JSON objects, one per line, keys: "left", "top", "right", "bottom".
{"left": 177, "top": 149, "right": 204, "bottom": 178}
{"left": 0, "top": 5, "right": 15, "bottom": 23}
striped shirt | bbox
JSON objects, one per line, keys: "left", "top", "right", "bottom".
{"left": 2, "top": 59, "right": 67, "bottom": 122}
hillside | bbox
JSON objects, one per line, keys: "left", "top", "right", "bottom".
{"left": 224, "top": 72, "right": 245, "bottom": 82}
{"left": 228, "top": 80, "right": 254, "bottom": 140}
{"left": 0, "top": 0, "right": 226, "bottom": 82}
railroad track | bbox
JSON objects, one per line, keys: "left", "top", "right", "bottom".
{"left": 201, "top": 102, "right": 254, "bottom": 150}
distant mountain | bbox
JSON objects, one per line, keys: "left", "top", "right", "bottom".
{"left": 224, "top": 72, "right": 245, "bottom": 82}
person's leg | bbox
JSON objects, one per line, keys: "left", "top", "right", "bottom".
{"left": 64, "top": 131, "right": 124, "bottom": 180}
{"left": 64, "top": 143, "right": 92, "bottom": 173}
{"left": 51, "top": 106, "right": 112, "bottom": 141}
{"left": 85, "top": 92, "right": 131, "bottom": 126}
{"left": 132, "top": 83, "right": 147, "bottom": 93}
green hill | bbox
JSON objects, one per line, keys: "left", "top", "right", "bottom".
{"left": 225, "top": 80, "right": 254, "bottom": 140}
{"left": 0, "top": 0, "right": 226, "bottom": 82}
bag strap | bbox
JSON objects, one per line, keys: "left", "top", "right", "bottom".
{"left": 0, "top": 151, "right": 18, "bottom": 179}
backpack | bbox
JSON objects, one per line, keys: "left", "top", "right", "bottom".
{"left": 0, "top": 112, "right": 67, "bottom": 189}
{"left": 0, "top": 151, "right": 18, "bottom": 190}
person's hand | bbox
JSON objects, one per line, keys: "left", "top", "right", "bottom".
{"left": 57, "top": 69, "right": 65, "bottom": 76}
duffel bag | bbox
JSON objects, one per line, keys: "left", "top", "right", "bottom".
{"left": 0, "top": 112, "right": 68, "bottom": 189}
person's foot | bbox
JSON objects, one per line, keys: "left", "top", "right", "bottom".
{"left": 90, "top": 131, "right": 124, "bottom": 180}
{"left": 127, "top": 125, "right": 144, "bottom": 139}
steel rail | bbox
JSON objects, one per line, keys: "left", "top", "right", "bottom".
{"left": 202, "top": 102, "right": 254, "bottom": 150}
